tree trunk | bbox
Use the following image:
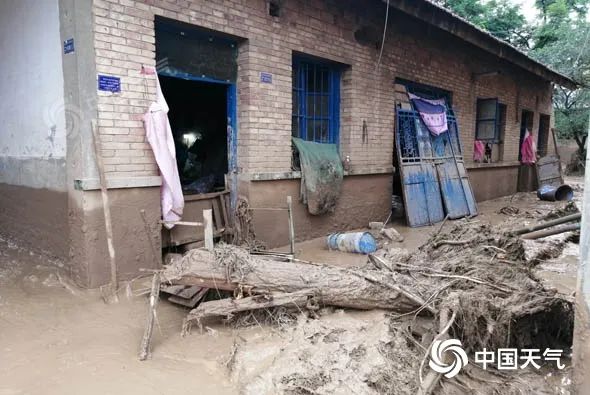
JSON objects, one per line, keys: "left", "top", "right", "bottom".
{"left": 162, "top": 248, "right": 432, "bottom": 316}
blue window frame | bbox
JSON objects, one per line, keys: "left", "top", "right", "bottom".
{"left": 292, "top": 57, "right": 340, "bottom": 144}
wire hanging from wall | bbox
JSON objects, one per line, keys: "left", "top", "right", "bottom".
{"left": 366, "top": 0, "right": 391, "bottom": 148}
{"left": 375, "top": 0, "right": 390, "bottom": 72}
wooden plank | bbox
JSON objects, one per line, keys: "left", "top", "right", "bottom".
{"left": 203, "top": 209, "right": 214, "bottom": 252}
{"left": 168, "top": 287, "right": 208, "bottom": 308}
{"left": 161, "top": 284, "right": 202, "bottom": 299}
{"left": 211, "top": 197, "right": 223, "bottom": 229}
{"left": 287, "top": 196, "right": 296, "bottom": 255}
{"left": 537, "top": 155, "right": 563, "bottom": 187}
{"left": 219, "top": 194, "right": 229, "bottom": 227}
{"left": 455, "top": 162, "right": 478, "bottom": 216}
{"left": 183, "top": 190, "right": 229, "bottom": 202}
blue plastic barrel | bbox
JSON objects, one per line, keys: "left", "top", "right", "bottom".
{"left": 326, "top": 232, "right": 377, "bottom": 254}
{"left": 537, "top": 184, "right": 574, "bottom": 202}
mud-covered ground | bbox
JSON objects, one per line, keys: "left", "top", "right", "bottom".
{"left": 0, "top": 177, "right": 583, "bottom": 394}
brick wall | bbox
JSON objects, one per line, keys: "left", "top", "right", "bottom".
{"left": 91, "top": 0, "right": 554, "bottom": 180}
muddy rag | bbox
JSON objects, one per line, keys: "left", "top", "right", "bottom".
{"left": 520, "top": 129, "right": 537, "bottom": 164}
{"left": 292, "top": 137, "right": 344, "bottom": 215}
{"left": 473, "top": 140, "right": 485, "bottom": 162}
{"left": 409, "top": 93, "right": 448, "bottom": 136}
{"left": 143, "top": 72, "right": 184, "bottom": 227}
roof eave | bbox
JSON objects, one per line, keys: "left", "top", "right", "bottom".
{"left": 385, "top": 0, "right": 578, "bottom": 90}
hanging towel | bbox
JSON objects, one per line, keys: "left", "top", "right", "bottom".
{"left": 473, "top": 140, "right": 485, "bottom": 162}
{"left": 521, "top": 129, "right": 537, "bottom": 164}
{"left": 409, "top": 93, "right": 448, "bottom": 136}
{"left": 143, "top": 70, "right": 184, "bottom": 227}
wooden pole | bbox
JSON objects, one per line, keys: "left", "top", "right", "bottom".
{"left": 91, "top": 120, "right": 118, "bottom": 302}
{"left": 521, "top": 223, "right": 580, "bottom": 240}
{"left": 203, "top": 209, "right": 214, "bottom": 252}
{"left": 512, "top": 212, "right": 581, "bottom": 235}
{"left": 139, "top": 272, "right": 160, "bottom": 361}
{"left": 287, "top": 195, "right": 295, "bottom": 256}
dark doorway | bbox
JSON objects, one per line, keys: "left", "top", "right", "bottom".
{"left": 159, "top": 76, "right": 228, "bottom": 194}
{"left": 538, "top": 114, "right": 551, "bottom": 157}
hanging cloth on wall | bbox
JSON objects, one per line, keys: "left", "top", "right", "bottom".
{"left": 409, "top": 93, "right": 448, "bottom": 136}
{"left": 143, "top": 69, "right": 184, "bottom": 228}
{"left": 473, "top": 140, "right": 485, "bottom": 162}
{"left": 292, "top": 137, "right": 344, "bottom": 215}
{"left": 521, "top": 129, "right": 537, "bottom": 164}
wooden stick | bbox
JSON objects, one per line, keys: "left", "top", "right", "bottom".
{"left": 247, "top": 207, "right": 288, "bottom": 211}
{"left": 91, "top": 120, "right": 118, "bottom": 302}
{"left": 159, "top": 220, "right": 204, "bottom": 227}
{"left": 139, "top": 273, "right": 160, "bottom": 361}
{"left": 435, "top": 214, "right": 450, "bottom": 236}
{"left": 418, "top": 308, "right": 457, "bottom": 395}
{"left": 203, "top": 209, "right": 214, "bottom": 252}
{"left": 287, "top": 196, "right": 296, "bottom": 256}
{"left": 432, "top": 236, "right": 478, "bottom": 248}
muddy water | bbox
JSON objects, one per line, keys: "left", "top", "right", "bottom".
{"left": 0, "top": 236, "right": 239, "bottom": 395}
{"left": 0, "top": 177, "right": 584, "bottom": 394}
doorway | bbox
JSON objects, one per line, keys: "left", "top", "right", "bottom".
{"left": 155, "top": 16, "right": 240, "bottom": 249}
{"left": 519, "top": 110, "right": 534, "bottom": 161}
{"left": 538, "top": 114, "right": 551, "bottom": 157}
{"left": 159, "top": 76, "right": 229, "bottom": 194}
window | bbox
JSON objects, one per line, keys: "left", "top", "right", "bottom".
{"left": 476, "top": 98, "right": 501, "bottom": 141}
{"left": 292, "top": 56, "right": 340, "bottom": 144}
{"left": 538, "top": 114, "right": 551, "bottom": 157}
{"left": 475, "top": 99, "right": 506, "bottom": 162}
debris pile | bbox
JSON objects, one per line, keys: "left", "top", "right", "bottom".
{"left": 157, "top": 220, "right": 573, "bottom": 394}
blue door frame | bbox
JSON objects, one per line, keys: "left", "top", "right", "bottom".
{"left": 158, "top": 70, "right": 238, "bottom": 213}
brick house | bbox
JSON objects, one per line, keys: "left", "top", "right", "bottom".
{"left": 0, "top": 0, "right": 575, "bottom": 287}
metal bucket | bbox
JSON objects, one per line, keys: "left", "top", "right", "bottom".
{"left": 537, "top": 184, "right": 574, "bottom": 202}
{"left": 326, "top": 232, "right": 377, "bottom": 254}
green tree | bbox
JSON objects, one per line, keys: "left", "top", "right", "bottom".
{"left": 434, "top": 0, "right": 531, "bottom": 49}
{"left": 531, "top": 0, "right": 590, "bottom": 168}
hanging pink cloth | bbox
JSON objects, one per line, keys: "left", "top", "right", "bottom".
{"left": 520, "top": 129, "right": 537, "bottom": 164}
{"left": 143, "top": 69, "right": 184, "bottom": 227}
{"left": 473, "top": 140, "right": 485, "bottom": 162}
{"left": 408, "top": 93, "right": 448, "bottom": 136}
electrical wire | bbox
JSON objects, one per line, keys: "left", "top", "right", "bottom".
{"left": 376, "top": 0, "right": 390, "bottom": 71}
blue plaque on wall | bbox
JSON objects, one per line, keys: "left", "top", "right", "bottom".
{"left": 98, "top": 75, "right": 121, "bottom": 93}
{"left": 260, "top": 72, "right": 273, "bottom": 84}
{"left": 63, "top": 38, "right": 75, "bottom": 54}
